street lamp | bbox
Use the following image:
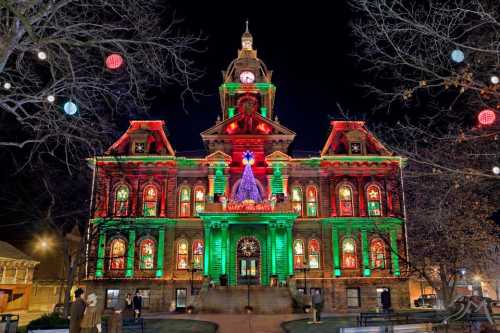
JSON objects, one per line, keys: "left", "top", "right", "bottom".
{"left": 187, "top": 262, "right": 200, "bottom": 295}
{"left": 297, "top": 260, "right": 311, "bottom": 295}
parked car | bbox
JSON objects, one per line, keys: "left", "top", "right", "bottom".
{"left": 414, "top": 294, "right": 437, "bottom": 308}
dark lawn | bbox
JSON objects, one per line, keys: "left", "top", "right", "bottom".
{"left": 281, "top": 316, "right": 356, "bottom": 333}
{"left": 121, "top": 319, "right": 217, "bottom": 333}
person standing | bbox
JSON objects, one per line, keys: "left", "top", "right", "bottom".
{"left": 123, "top": 293, "right": 133, "bottom": 319}
{"left": 69, "top": 288, "right": 86, "bottom": 333}
{"left": 108, "top": 296, "right": 125, "bottom": 333}
{"left": 80, "top": 293, "right": 102, "bottom": 333}
{"left": 381, "top": 289, "right": 391, "bottom": 314}
{"left": 132, "top": 290, "right": 143, "bottom": 319}
{"left": 312, "top": 289, "right": 323, "bottom": 322}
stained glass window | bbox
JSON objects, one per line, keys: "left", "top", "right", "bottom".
{"left": 291, "top": 187, "right": 303, "bottom": 216}
{"left": 177, "top": 239, "right": 188, "bottom": 270}
{"left": 139, "top": 238, "right": 155, "bottom": 270}
{"left": 114, "top": 185, "right": 129, "bottom": 216}
{"left": 192, "top": 240, "right": 204, "bottom": 269}
{"left": 371, "top": 239, "right": 386, "bottom": 269}
{"left": 179, "top": 187, "right": 191, "bottom": 217}
{"left": 143, "top": 185, "right": 158, "bottom": 217}
{"left": 306, "top": 186, "right": 318, "bottom": 217}
{"left": 339, "top": 185, "right": 354, "bottom": 216}
{"left": 367, "top": 185, "right": 382, "bottom": 216}
{"left": 308, "top": 239, "right": 320, "bottom": 269}
{"left": 293, "top": 239, "right": 305, "bottom": 269}
{"left": 342, "top": 238, "right": 357, "bottom": 269}
{"left": 194, "top": 187, "right": 205, "bottom": 216}
{"left": 109, "top": 238, "right": 126, "bottom": 270}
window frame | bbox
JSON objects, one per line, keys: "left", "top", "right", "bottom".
{"left": 179, "top": 186, "right": 191, "bottom": 217}
{"left": 176, "top": 239, "right": 189, "bottom": 270}
{"left": 192, "top": 239, "right": 204, "bottom": 270}
{"left": 338, "top": 184, "right": 354, "bottom": 217}
{"left": 143, "top": 185, "right": 159, "bottom": 217}
{"left": 342, "top": 237, "right": 358, "bottom": 269}
{"left": 346, "top": 287, "right": 361, "bottom": 308}
{"left": 109, "top": 237, "right": 127, "bottom": 271}
{"left": 193, "top": 186, "right": 206, "bottom": 216}
{"left": 366, "top": 184, "right": 383, "bottom": 217}
{"left": 308, "top": 238, "right": 321, "bottom": 269}
{"left": 293, "top": 239, "right": 305, "bottom": 269}
{"left": 113, "top": 184, "right": 130, "bottom": 217}
{"left": 105, "top": 288, "right": 120, "bottom": 309}
{"left": 291, "top": 186, "right": 303, "bottom": 216}
{"left": 305, "top": 185, "right": 318, "bottom": 217}
{"left": 370, "top": 238, "right": 386, "bottom": 269}
{"left": 138, "top": 238, "right": 156, "bottom": 270}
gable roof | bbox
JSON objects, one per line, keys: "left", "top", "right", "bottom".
{"left": 0, "top": 241, "right": 38, "bottom": 263}
{"left": 321, "top": 121, "right": 392, "bottom": 157}
{"left": 106, "top": 120, "right": 175, "bottom": 156}
{"left": 201, "top": 112, "right": 296, "bottom": 138}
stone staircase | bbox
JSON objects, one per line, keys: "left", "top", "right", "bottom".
{"left": 198, "top": 286, "right": 294, "bottom": 313}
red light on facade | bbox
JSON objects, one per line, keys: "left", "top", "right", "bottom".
{"left": 226, "top": 122, "right": 238, "bottom": 134}
{"left": 106, "top": 53, "right": 124, "bottom": 70}
{"left": 478, "top": 109, "right": 496, "bottom": 126}
{"left": 256, "top": 123, "right": 271, "bottom": 134}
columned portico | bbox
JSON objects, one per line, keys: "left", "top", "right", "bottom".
{"left": 199, "top": 212, "right": 295, "bottom": 286}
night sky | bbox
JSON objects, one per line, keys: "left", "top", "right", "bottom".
{"left": 146, "top": 1, "right": 367, "bottom": 155}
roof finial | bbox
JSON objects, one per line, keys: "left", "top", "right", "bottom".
{"left": 245, "top": 19, "right": 249, "bottom": 33}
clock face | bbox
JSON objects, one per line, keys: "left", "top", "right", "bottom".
{"left": 239, "top": 71, "right": 255, "bottom": 84}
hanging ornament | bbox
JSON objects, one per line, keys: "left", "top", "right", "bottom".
{"left": 3, "top": 82, "right": 11, "bottom": 90}
{"left": 490, "top": 75, "right": 499, "bottom": 85}
{"left": 478, "top": 109, "right": 496, "bottom": 126}
{"left": 47, "top": 95, "right": 55, "bottom": 103}
{"left": 105, "top": 53, "right": 124, "bottom": 70}
{"left": 37, "top": 51, "right": 47, "bottom": 60}
{"left": 492, "top": 166, "right": 500, "bottom": 175}
{"left": 451, "top": 49, "right": 464, "bottom": 63}
{"left": 63, "top": 101, "right": 78, "bottom": 115}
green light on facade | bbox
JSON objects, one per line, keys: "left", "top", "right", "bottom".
{"left": 126, "top": 230, "right": 136, "bottom": 278}
{"left": 335, "top": 268, "right": 341, "bottom": 277}
{"left": 95, "top": 231, "right": 106, "bottom": 278}
{"left": 364, "top": 268, "right": 371, "bottom": 277}
{"left": 214, "top": 166, "right": 226, "bottom": 194}
{"left": 271, "top": 164, "right": 283, "bottom": 194}
{"left": 156, "top": 228, "right": 165, "bottom": 277}
{"left": 260, "top": 107, "right": 267, "bottom": 117}
{"left": 228, "top": 107, "right": 235, "bottom": 118}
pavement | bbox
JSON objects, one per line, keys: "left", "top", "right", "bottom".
{"left": 144, "top": 312, "right": 354, "bottom": 333}
{"left": 0, "top": 310, "right": 50, "bottom": 326}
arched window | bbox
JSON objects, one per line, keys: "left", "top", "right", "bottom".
{"left": 143, "top": 185, "right": 158, "bottom": 217}
{"left": 194, "top": 187, "right": 205, "bottom": 216}
{"left": 371, "top": 239, "right": 386, "bottom": 269}
{"left": 192, "top": 240, "right": 204, "bottom": 269}
{"left": 176, "top": 239, "right": 189, "bottom": 270}
{"left": 291, "top": 187, "right": 303, "bottom": 216}
{"left": 293, "top": 239, "right": 305, "bottom": 269}
{"left": 306, "top": 186, "right": 318, "bottom": 217}
{"left": 109, "top": 238, "right": 126, "bottom": 270}
{"left": 114, "top": 185, "right": 129, "bottom": 216}
{"left": 342, "top": 238, "right": 357, "bottom": 269}
{"left": 367, "top": 185, "right": 382, "bottom": 217}
{"left": 308, "top": 239, "right": 320, "bottom": 269}
{"left": 179, "top": 187, "right": 191, "bottom": 217}
{"left": 339, "top": 185, "right": 354, "bottom": 216}
{"left": 139, "top": 238, "right": 155, "bottom": 269}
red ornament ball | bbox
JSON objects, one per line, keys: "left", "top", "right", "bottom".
{"left": 105, "top": 53, "right": 124, "bottom": 70}
{"left": 478, "top": 109, "right": 496, "bottom": 126}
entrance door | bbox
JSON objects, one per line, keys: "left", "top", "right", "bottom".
{"left": 175, "top": 288, "right": 187, "bottom": 310}
{"left": 237, "top": 237, "right": 260, "bottom": 285}
{"left": 376, "top": 287, "right": 390, "bottom": 309}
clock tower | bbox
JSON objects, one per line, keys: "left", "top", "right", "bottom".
{"left": 219, "top": 22, "right": 276, "bottom": 120}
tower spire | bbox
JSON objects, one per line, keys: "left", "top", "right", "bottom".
{"left": 241, "top": 20, "right": 253, "bottom": 50}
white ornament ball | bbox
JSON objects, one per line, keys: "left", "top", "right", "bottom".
{"left": 47, "top": 95, "right": 55, "bottom": 103}
{"left": 490, "top": 75, "right": 499, "bottom": 85}
{"left": 3, "top": 82, "right": 11, "bottom": 90}
{"left": 63, "top": 101, "right": 78, "bottom": 115}
{"left": 493, "top": 166, "right": 500, "bottom": 175}
{"left": 37, "top": 51, "right": 47, "bottom": 60}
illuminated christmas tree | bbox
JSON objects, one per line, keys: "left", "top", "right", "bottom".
{"left": 235, "top": 151, "right": 262, "bottom": 202}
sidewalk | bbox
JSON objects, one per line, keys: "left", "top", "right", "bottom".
{"left": 143, "top": 312, "right": 355, "bottom": 333}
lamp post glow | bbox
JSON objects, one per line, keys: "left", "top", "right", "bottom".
{"left": 63, "top": 101, "right": 78, "bottom": 115}
{"left": 451, "top": 49, "right": 464, "bottom": 63}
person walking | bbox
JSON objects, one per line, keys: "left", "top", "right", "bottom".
{"left": 69, "top": 288, "right": 86, "bottom": 333}
{"left": 132, "top": 290, "right": 143, "bottom": 320}
{"left": 108, "top": 296, "right": 126, "bottom": 333}
{"left": 80, "top": 293, "right": 102, "bottom": 333}
{"left": 312, "top": 289, "right": 323, "bottom": 322}
{"left": 381, "top": 289, "right": 391, "bottom": 314}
